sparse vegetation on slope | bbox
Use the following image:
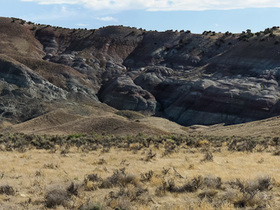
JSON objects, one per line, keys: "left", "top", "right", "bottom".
{"left": 0, "top": 133, "right": 280, "bottom": 209}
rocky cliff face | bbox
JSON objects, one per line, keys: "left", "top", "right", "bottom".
{"left": 1, "top": 17, "right": 280, "bottom": 125}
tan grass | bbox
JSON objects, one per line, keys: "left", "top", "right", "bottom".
{"left": 0, "top": 144, "right": 280, "bottom": 209}
{"left": 193, "top": 115, "right": 280, "bottom": 137}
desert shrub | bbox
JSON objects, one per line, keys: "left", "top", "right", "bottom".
{"left": 161, "top": 167, "right": 171, "bottom": 176}
{"left": 164, "top": 176, "right": 204, "bottom": 193}
{"left": 188, "top": 164, "right": 195, "bottom": 169}
{"left": 233, "top": 191, "right": 270, "bottom": 208}
{"left": 0, "top": 185, "right": 15, "bottom": 195}
{"left": 238, "top": 32, "right": 254, "bottom": 41}
{"left": 273, "top": 150, "right": 280, "bottom": 156}
{"left": 45, "top": 183, "right": 78, "bottom": 208}
{"left": 142, "top": 149, "right": 156, "bottom": 161}
{"left": 97, "top": 158, "right": 106, "bottom": 165}
{"left": 43, "top": 163, "right": 59, "bottom": 169}
{"left": 84, "top": 174, "right": 103, "bottom": 191}
{"left": 107, "top": 196, "right": 133, "bottom": 210}
{"left": 227, "top": 176, "right": 274, "bottom": 208}
{"left": 202, "top": 31, "right": 211, "bottom": 35}
{"left": 100, "top": 168, "right": 137, "bottom": 188}
{"left": 101, "top": 146, "right": 111, "bottom": 153}
{"left": 255, "top": 32, "right": 261, "bottom": 36}
{"left": 157, "top": 175, "right": 223, "bottom": 196}
{"left": 201, "top": 151, "right": 213, "bottom": 162}
{"left": 117, "top": 186, "right": 148, "bottom": 201}
{"left": 67, "top": 134, "right": 83, "bottom": 140}
{"left": 162, "top": 140, "right": 176, "bottom": 157}
{"left": 0, "top": 133, "right": 275, "bottom": 154}
{"left": 264, "top": 28, "right": 272, "bottom": 34}
{"left": 106, "top": 185, "right": 149, "bottom": 208}
{"left": 227, "top": 137, "right": 258, "bottom": 152}
{"left": 239, "top": 139, "right": 257, "bottom": 152}
{"left": 154, "top": 175, "right": 273, "bottom": 208}
{"left": 45, "top": 186, "right": 70, "bottom": 208}
{"left": 155, "top": 182, "right": 167, "bottom": 197}
{"left": 31, "top": 138, "right": 55, "bottom": 150}
{"left": 203, "top": 176, "right": 222, "bottom": 189}
{"left": 198, "top": 189, "right": 218, "bottom": 202}
{"left": 225, "top": 31, "right": 232, "bottom": 36}
{"left": 67, "top": 182, "right": 79, "bottom": 196}
{"left": 79, "top": 201, "right": 104, "bottom": 210}
{"left": 140, "top": 170, "right": 154, "bottom": 182}
{"left": 87, "top": 174, "right": 103, "bottom": 182}
{"left": 238, "top": 176, "right": 273, "bottom": 194}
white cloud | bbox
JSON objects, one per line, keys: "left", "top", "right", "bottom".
{"left": 96, "top": 16, "right": 118, "bottom": 22}
{"left": 76, "top": 23, "right": 90, "bottom": 27}
{"left": 21, "top": 0, "right": 280, "bottom": 11}
{"left": 21, "top": 5, "right": 77, "bottom": 21}
{"left": 21, "top": 0, "right": 80, "bottom": 4}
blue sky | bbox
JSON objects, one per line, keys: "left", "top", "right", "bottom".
{"left": 2, "top": 0, "right": 280, "bottom": 33}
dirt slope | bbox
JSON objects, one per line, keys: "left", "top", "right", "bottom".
{"left": 189, "top": 115, "right": 280, "bottom": 137}
{"left": 7, "top": 108, "right": 168, "bottom": 136}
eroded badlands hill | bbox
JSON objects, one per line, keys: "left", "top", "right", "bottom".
{"left": 1, "top": 17, "right": 280, "bottom": 127}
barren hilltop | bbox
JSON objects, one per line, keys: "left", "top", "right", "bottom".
{"left": 2, "top": 16, "right": 280, "bottom": 134}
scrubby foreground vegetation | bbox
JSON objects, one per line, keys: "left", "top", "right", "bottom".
{"left": 1, "top": 133, "right": 280, "bottom": 209}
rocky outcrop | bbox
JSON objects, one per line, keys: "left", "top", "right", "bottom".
{"left": 0, "top": 55, "right": 67, "bottom": 121}
{"left": 161, "top": 76, "right": 280, "bottom": 125}
{"left": 99, "top": 76, "right": 157, "bottom": 113}
{"left": 2, "top": 17, "right": 280, "bottom": 126}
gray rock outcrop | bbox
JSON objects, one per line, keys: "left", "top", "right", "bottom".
{"left": 2, "top": 17, "right": 280, "bottom": 126}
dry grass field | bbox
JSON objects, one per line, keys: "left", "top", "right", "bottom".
{"left": 1, "top": 133, "right": 280, "bottom": 209}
